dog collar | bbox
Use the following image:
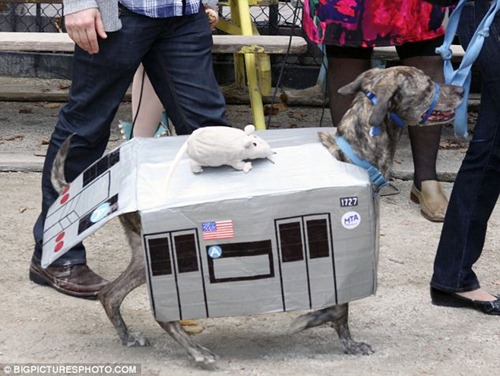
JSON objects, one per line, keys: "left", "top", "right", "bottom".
{"left": 419, "top": 83, "right": 440, "bottom": 124}
{"left": 365, "top": 91, "right": 405, "bottom": 137}
{"left": 335, "top": 135, "right": 388, "bottom": 190}
{"left": 365, "top": 82, "right": 440, "bottom": 134}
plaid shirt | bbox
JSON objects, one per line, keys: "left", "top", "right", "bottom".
{"left": 119, "top": 0, "right": 201, "bottom": 18}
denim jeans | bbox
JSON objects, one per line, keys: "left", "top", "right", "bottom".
{"left": 32, "top": 6, "right": 228, "bottom": 265}
{"left": 431, "top": 0, "right": 500, "bottom": 292}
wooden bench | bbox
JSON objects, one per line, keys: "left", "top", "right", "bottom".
{"left": 372, "top": 45, "right": 466, "bottom": 64}
{"left": 0, "top": 32, "right": 463, "bottom": 63}
{"left": 0, "top": 32, "right": 307, "bottom": 55}
{"left": 0, "top": 31, "right": 308, "bottom": 129}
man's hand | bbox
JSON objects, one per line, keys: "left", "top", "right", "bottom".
{"left": 65, "top": 8, "right": 107, "bottom": 54}
{"left": 204, "top": 6, "right": 219, "bottom": 30}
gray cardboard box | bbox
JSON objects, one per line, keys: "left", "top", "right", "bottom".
{"left": 42, "top": 128, "right": 378, "bottom": 322}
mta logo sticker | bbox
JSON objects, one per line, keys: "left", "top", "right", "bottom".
{"left": 208, "top": 245, "right": 223, "bottom": 259}
{"left": 341, "top": 211, "right": 361, "bottom": 229}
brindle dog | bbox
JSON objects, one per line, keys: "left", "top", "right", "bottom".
{"left": 291, "top": 66, "right": 463, "bottom": 353}
{"left": 317, "top": 66, "right": 463, "bottom": 180}
{"left": 50, "top": 66, "right": 463, "bottom": 365}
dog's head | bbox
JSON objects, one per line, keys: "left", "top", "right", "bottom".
{"left": 338, "top": 66, "right": 464, "bottom": 126}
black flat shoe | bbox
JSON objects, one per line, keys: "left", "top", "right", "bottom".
{"left": 430, "top": 287, "right": 500, "bottom": 315}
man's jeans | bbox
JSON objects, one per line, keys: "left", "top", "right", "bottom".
{"left": 431, "top": 0, "right": 500, "bottom": 292}
{"left": 32, "top": 6, "right": 227, "bottom": 265}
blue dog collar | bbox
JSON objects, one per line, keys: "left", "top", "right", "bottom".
{"left": 419, "top": 83, "right": 440, "bottom": 124}
{"left": 365, "top": 91, "right": 405, "bottom": 137}
{"left": 366, "top": 82, "right": 441, "bottom": 134}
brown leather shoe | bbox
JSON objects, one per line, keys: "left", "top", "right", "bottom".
{"left": 29, "top": 260, "right": 108, "bottom": 299}
{"left": 410, "top": 180, "right": 448, "bottom": 222}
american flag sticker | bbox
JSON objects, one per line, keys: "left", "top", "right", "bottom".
{"left": 201, "top": 220, "right": 234, "bottom": 240}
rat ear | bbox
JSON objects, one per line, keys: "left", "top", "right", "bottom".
{"left": 244, "top": 124, "right": 256, "bottom": 135}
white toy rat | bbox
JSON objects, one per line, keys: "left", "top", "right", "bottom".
{"left": 187, "top": 125, "right": 274, "bottom": 173}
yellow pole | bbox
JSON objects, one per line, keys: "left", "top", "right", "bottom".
{"left": 234, "top": 0, "right": 266, "bottom": 130}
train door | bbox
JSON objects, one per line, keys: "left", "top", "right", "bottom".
{"left": 171, "top": 230, "right": 207, "bottom": 318}
{"left": 276, "top": 214, "right": 336, "bottom": 311}
{"left": 145, "top": 229, "right": 207, "bottom": 320}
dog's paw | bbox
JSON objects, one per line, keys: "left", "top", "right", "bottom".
{"left": 123, "top": 332, "right": 151, "bottom": 347}
{"left": 342, "top": 341, "right": 374, "bottom": 356}
{"left": 191, "top": 344, "right": 219, "bottom": 366}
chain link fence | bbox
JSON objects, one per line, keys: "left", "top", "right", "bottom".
{"left": 0, "top": 1, "right": 64, "bottom": 32}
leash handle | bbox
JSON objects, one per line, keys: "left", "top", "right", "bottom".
{"left": 441, "top": 0, "right": 499, "bottom": 137}
{"left": 436, "top": 0, "right": 500, "bottom": 138}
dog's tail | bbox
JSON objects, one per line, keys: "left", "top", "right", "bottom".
{"left": 51, "top": 134, "right": 73, "bottom": 194}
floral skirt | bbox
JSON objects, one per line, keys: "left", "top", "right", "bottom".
{"left": 302, "top": 0, "right": 447, "bottom": 46}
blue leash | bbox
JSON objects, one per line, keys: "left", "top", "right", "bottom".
{"left": 335, "top": 135, "right": 388, "bottom": 190}
{"left": 436, "top": 0, "right": 500, "bottom": 138}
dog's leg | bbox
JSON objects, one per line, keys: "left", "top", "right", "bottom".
{"left": 98, "top": 213, "right": 150, "bottom": 347}
{"left": 156, "top": 321, "right": 218, "bottom": 365}
{"left": 291, "top": 303, "right": 374, "bottom": 355}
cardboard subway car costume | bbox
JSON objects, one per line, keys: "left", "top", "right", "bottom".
{"left": 42, "top": 128, "right": 379, "bottom": 322}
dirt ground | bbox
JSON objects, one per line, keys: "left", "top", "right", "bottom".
{"left": 1, "top": 100, "right": 500, "bottom": 376}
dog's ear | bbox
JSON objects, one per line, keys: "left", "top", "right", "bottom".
{"left": 368, "top": 88, "right": 392, "bottom": 126}
{"left": 338, "top": 68, "right": 383, "bottom": 95}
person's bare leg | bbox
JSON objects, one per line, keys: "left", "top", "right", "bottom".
{"left": 131, "top": 64, "right": 164, "bottom": 137}
{"left": 327, "top": 58, "right": 371, "bottom": 126}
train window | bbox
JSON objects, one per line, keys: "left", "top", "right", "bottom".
{"left": 207, "top": 240, "right": 273, "bottom": 283}
{"left": 148, "top": 237, "right": 172, "bottom": 276}
{"left": 83, "top": 149, "right": 120, "bottom": 187}
{"left": 78, "top": 194, "right": 118, "bottom": 235}
{"left": 174, "top": 234, "right": 199, "bottom": 273}
{"left": 307, "top": 218, "right": 329, "bottom": 259}
{"left": 279, "top": 221, "right": 304, "bottom": 262}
